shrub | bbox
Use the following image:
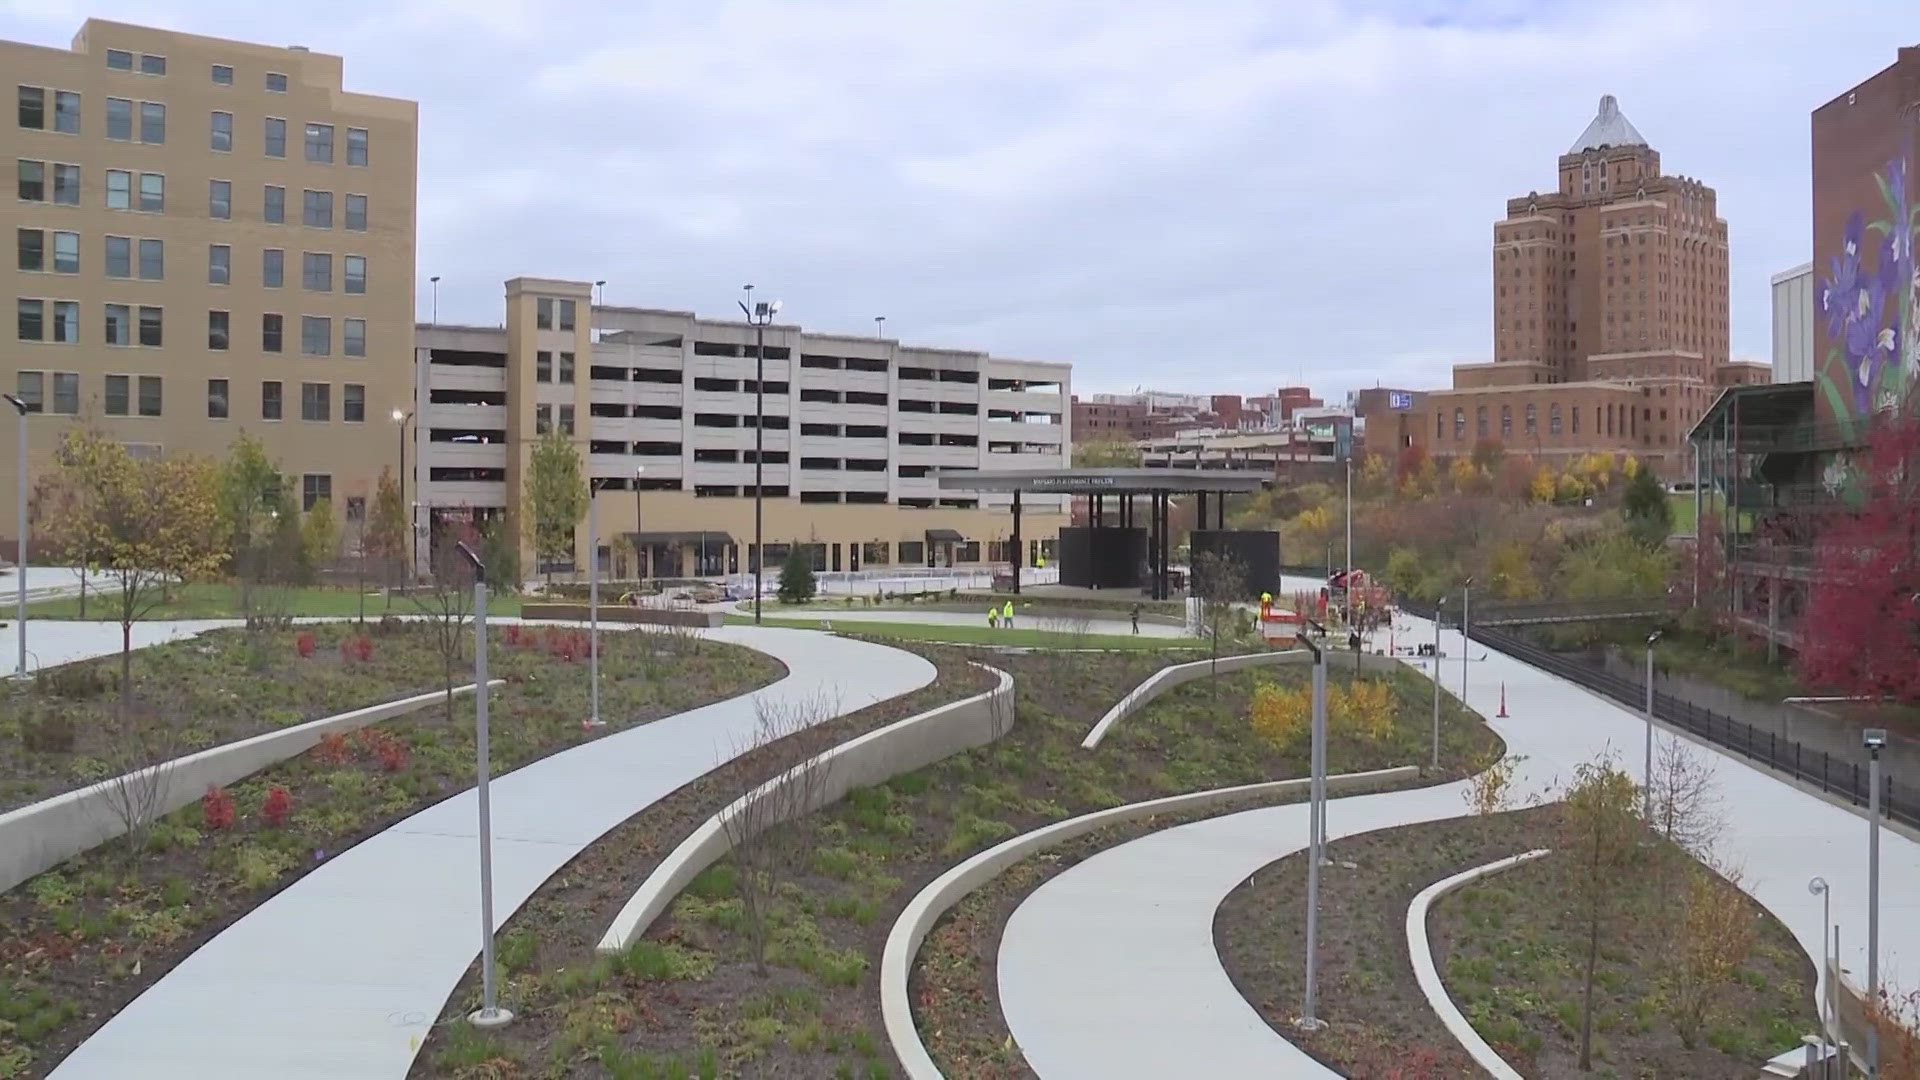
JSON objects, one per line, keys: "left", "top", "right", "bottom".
{"left": 339, "top": 636, "right": 374, "bottom": 664}
{"left": 261, "top": 785, "right": 293, "bottom": 827}
{"left": 1250, "top": 680, "right": 1309, "bottom": 749}
{"left": 202, "top": 785, "right": 237, "bottom": 830}
{"left": 371, "top": 732, "right": 410, "bottom": 773}
{"left": 34, "top": 661, "right": 107, "bottom": 700}
{"left": 295, "top": 631, "right": 316, "bottom": 658}
{"left": 503, "top": 624, "right": 522, "bottom": 646}
{"left": 20, "top": 706, "right": 77, "bottom": 753}
{"left": 314, "top": 731, "right": 353, "bottom": 766}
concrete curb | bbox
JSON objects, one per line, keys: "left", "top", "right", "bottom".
{"left": 1082, "top": 648, "right": 1408, "bottom": 749}
{"left": 596, "top": 663, "right": 1014, "bottom": 954}
{"left": 0, "top": 680, "right": 499, "bottom": 895}
{"left": 1406, "top": 847, "right": 1553, "bottom": 1080}
{"left": 881, "top": 764, "right": 1421, "bottom": 1079}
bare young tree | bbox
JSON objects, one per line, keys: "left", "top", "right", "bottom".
{"left": 1664, "top": 863, "right": 1757, "bottom": 1049}
{"left": 1559, "top": 756, "right": 1646, "bottom": 1071}
{"left": 411, "top": 525, "right": 476, "bottom": 714}
{"left": 719, "top": 690, "right": 842, "bottom": 976}
{"left": 1190, "top": 549, "right": 1249, "bottom": 685}
{"left": 1647, "top": 734, "right": 1722, "bottom": 860}
{"left": 96, "top": 709, "right": 184, "bottom": 861}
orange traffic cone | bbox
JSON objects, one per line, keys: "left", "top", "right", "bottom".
{"left": 1496, "top": 682, "right": 1509, "bottom": 718}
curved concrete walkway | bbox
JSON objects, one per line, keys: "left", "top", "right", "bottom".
{"left": 997, "top": 611, "right": 1920, "bottom": 1078}
{"left": 51, "top": 627, "right": 934, "bottom": 1080}
{"left": 761, "top": 606, "right": 1193, "bottom": 639}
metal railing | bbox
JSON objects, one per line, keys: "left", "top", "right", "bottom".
{"left": 1397, "top": 597, "right": 1918, "bottom": 830}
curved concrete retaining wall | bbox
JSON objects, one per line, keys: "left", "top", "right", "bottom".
{"left": 596, "top": 664, "right": 1014, "bottom": 954}
{"left": 1406, "top": 847, "right": 1552, "bottom": 1080}
{"left": 518, "top": 603, "right": 722, "bottom": 628}
{"left": 881, "top": 764, "right": 1421, "bottom": 1079}
{"left": 0, "top": 680, "right": 497, "bottom": 895}
{"left": 1082, "top": 648, "right": 1404, "bottom": 749}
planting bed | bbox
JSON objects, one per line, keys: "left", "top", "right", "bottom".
{"left": 417, "top": 655, "right": 1494, "bottom": 1079}
{"left": 1214, "top": 807, "right": 1817, "bottom": 1079}
{"left": 0, "top": 624, "right": 781, "bottom": 1079}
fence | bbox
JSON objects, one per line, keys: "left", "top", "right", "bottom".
{"left": 1396, "top": 598, "right": 1920, "bottom": 830}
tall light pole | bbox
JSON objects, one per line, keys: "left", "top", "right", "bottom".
{"left": 874, "top": 315, "right": 886, "bottom": 338}
{"left": 429, "top": 275, "right": 441, "bottom": 324}
{"left": 738, "top": 287, "right": 780, "bottom": 624}
{"left": 392, "top": 409, "right": 414, "bottom": 583}
{"left": 1809, "top": 876, "right": 1832, "bottom": 1056}
{"left": 1431, "top": 600, "right": 1442, "bottom": 769}
{"left": 1460, "top": 576, "right": 1473, "bottom": 704}
{"left": 1298, "top": 622, "right": 1327, "bottom": 1031}
{"left": 586, "top": 478, "right": 605, "bottom": 729}
{"left": 1866, "top": 727, "right": 1887, "bottom": 1077}
{"left": 1643, "top": 630, "right": 1662, "bottom": 818}
{"left": 454, "top": 540, "right": 510, "bottom": 1029}
{"left": 1343, "top": 444, "right": 1353, "bottom": 628}
{"left": 632, "top": 464, "right": 645, "bottom": 582}
{"left": 594, "top": 279, "right": 605, "bottom": 309}
{"left": 4, "top": 393, "right": 26, "bottom": 677}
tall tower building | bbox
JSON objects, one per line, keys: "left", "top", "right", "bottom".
{"left": 1419, "top": 95, "right": 1750, "bottom": 472}
{"left": 3, "top": 19, "right": 417, "bottom": 541}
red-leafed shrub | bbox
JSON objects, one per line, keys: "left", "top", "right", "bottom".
{"left": 373, "top": 735, "right": 410, "bottom": 773}
{"left": 315, "top": 732, "right": 353, "bottom": 766}
{"left": 352, "top": 636, "right": 373, "bottom": 663}
{"left": 295, "top": 631, "right": 316, "bottom": 659}
{"left": 261, "top": 785, "right": 293, "bottom": 827}
{"left": 202, "top": 785, "right": 237, "bottom": 830}
{"left": 503, "top": 624, "right": 521, "bottom": 646}
{"left": 554, "top": 632, "right": 580, "bottom": 663}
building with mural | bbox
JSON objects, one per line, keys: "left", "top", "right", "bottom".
{"left": 1689, "top": 45, "right": 1919, "bottom": 656}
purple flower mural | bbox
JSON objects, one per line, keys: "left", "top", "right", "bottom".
{"left": 1820, "top": 157, "right": 1917, "bottom": 421}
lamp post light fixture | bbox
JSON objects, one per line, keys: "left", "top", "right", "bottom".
{"left": 1644, "top": 629, "right": 1662, "bottom": 819}
{"left": 1866, "top": 726, "right": 1887, "bottom": 1076}
{"left": 429, "top": 275, "right": 441, "bottom": 324}
{"left": 1296, "top": 620, "right": 1329, "bottom": 1031}
{"left": 454, "top": 540, "right": 510, "bottom": 1029}
{"left": 875, "top": 315, "right": 886, "bottom": 338}
{"left": 594, "top": 279, "right": 605, "bottom": 308}
{"left": 3, "top": 393, "right": 26, "bottom": 677}
{"left": 738, "top": 287, "right": 781, "bottom": 625}
{"left": 1809, "top": 876, "right": 1833, "bottom": 1056}
{"left": 586, "top": 478, "right": 606, "bottom": 729}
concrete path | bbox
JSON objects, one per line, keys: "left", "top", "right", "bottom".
{"left": 51, "top": 627, "right": 934, "bottom": 1080}
{"left": 997, "top": 611, "right": 1920, "bottom": 1078}
{"left": 762, "top": 606, "right": 1194, "bottom": 639}
{"left": 0, "top": 617, "right": 242, "bottom": 674}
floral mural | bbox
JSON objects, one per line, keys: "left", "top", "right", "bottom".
{"left": 1819, "top": 152, "right": 1920, "bottom": 436}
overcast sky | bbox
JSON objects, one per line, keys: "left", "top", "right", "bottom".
{"left": 4, "top": 0, "right": 1916, "bottom": 401}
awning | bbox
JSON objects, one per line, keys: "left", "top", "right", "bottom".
{"left": 925, "top": 528, "right": 964, "bottom": 543}
{"left": 626, "top": 530, "right": 734, "bottom": 546}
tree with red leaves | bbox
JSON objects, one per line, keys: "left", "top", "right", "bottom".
{"left": 1797, "top": 415, "right": 1920, "bottom": 703}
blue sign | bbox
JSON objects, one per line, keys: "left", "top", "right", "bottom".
{"left": 1389, "top": 390, "right": 1413, "bottom": 411}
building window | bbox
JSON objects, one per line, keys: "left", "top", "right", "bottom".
{"left": 106, "top": 49, "right": 133, "bottom": 71}
{"left": 262, "top": 312, "right": 282, "bottom": 352}
{"left": 16, "top": 228, "right": 42, "bottom": 271}
{"left": 210, "top": 110, "right": 232, "bottom": 151}
{"left": 17, "top": 159, "right": 44, "bottom": 201}
{"left": 106, "top": 168, "right": 130, "bottom": 208}
{"left": 263, "top": 247, "right": 284, "bottom": 287}
{"left": 346, "top": 127, "right": 368, "bottom": 166}
{"left": 535, "top": 350, "right": 551, "bottom": 381}
{"left": 211, "top": 64, "right": 233, "bottom": 86}
{"left": 12, "top": 371, "right": 41, "bottom": 412}
{"left": 304, "top": 122, "right": 333, "bottom": 163}
{"left": 139, "top": 101, "right": 165, "bottom": 143}
{"left": 301, "top": 382, "right": 330, "bottom": 421}
{"left": 558, "top": 299, "right": 576, "bottom": 331}
{"left": 536, "top": 297, "right": 553, "bottom": 329}
{"left": 138, "top": 237, "right": 163, "bottom": 280}
{"left": 207, "top": 377, "right": 229, "bottom": 418}
{"left": 43, "top": 92, "right": 78, "bottom": 135}
{"left": 49, "top": 230, "right": 78, "bottom": 273}
{"left": 138, "top": 305, "right": 162, "bottom": 346}
{"left": 264, "top": 117, "right": 286, "bottom": 158}
{"left": 1476, "top": 405, "right": 1488, "bottom": 437}
{"left": 343, "top": 254, "right": 365, "bottom": 294}
{"left": 16, "top": 299, "right": 42, "bottom": 341}
{"left": 265, "top": 72, "right": 288, "bottom": 93}
{"left": 51, "top": 371, "right": 77, "bottom": 414}
{"left": 301, "top": 474, "right": 331, "bottom": 510}
{"left": 302, "top": 188, "right": 332, "bottom": 228}
{"left": 209, "top": 179, "right": 231, "bottom": 219}
{"left": 106, "top": 97, "right": 130, "bottom": 139}
{"left": 261, "top": 379, "right": 282, "bottom": 420}
{"left": 208, "top": 309, "right": 229, "bottom": 350}
{"left": 1571, "top": 406, "right": 1580, "bottom": 435}
{"left": 138, "top": 172, "right": 163, "bottom": 211}
{"left": 104, "top": 374, "right": 129, "bottom": 415}
{"left": 534, "top": 403, "right": 550, "bottom": 435}
{"left": 302, "top": 251, "right": 331, "bottom": 291}
{"left": 1549, "top": 402, "right": 1562, "bottom": 435}
{"left": 208, "top": 243, "right": 230, "bottom": 284}
{"left": 1501, "top": 405, "right": 1512, "bottom": 437}
{"left": 344, "top": 193, "right": 366, "bottom": 231}
{"left": 559, "top": 351, "right": 575, "bottom": 383}
{"left": 558, "top": 405, "right": 575, "bottom": 435}
{"left": 139, "top": 54, "right": 166, "bottom": 76}
{"left": 17, "top": 86, "right": 43, "bottom": 129}
{"left": 1436, "top": 411, "right": 1443, "bottom": 439}
{"left": 301, "top": 315, "right": 330, "bottom": 356}
{"left": 104, "top": 303, "right": 130, "bottom": 345}
{"left": 137, "top": 375, "right": 162, "bottom": 417}
{"left": 1453, "top": 408, "right": 1465, "bottom": 439}
{"left": 1525, "top": 403, "right": 1537, "bottom": 435}
{"left": 50, "top": 301, "right": 77, "bottom": 343}
{"left": 52, "top": 164, "right": 78, "bottom": 205}
{"left": 343, "top": 383, "right": 365, "bottom": 422}
{"left": 343, "top": 318, "right": 365, "bottom": 357}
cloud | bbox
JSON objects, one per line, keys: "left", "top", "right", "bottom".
{"left": 3, "top": 0, "right": 1914, "bottom": 401}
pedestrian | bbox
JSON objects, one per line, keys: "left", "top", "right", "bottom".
{"left": 988, "top": 606, "right": 999, "bottom": 630}
{"left": 1130, "top": 603, "right": 1141, "bottom": 635}
{"left": 1002, "top": 599, "right": 1016, "bottom": 630}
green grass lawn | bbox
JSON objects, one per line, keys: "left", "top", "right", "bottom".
{"left": 1668, "top": 492, "right": 1697, "bottom": 537}
{"left": 723, "top": 613, "right": 1196, "bottom": 650}
{"left": 25, "top": 581, "right": 525, "bottom": 620}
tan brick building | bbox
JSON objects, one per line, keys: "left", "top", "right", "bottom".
{"left": 4, "top": 19, "right": 416, "bottom": 536}
{"left": 1414, "top": 95, "right": 1758, "bottom": 472}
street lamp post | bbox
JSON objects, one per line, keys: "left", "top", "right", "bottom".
{"left": 429, "top": 275, "right": 440, "bottom": 323}
{"left": 1643, "top": 630, "right": 1662, "bottom": 818}
{"left": 1460, "top": 577, "right": 1474, "bottom": 704}
{"left": 1431, "top": 600, "right": 1442, "bottom": 770}
{"left": 3, "top": 393, "right": 26, "bottom": 677}
{"left": 632, "top": 464, "right": 645, "bottom": 583}
{"left": 1866, "top": 726, "right": 1887, "bottom": 1077}
{"left": 586, "top": 479, "right": 604, "bottom": 729}
{"left": 1298, "top": 622, "right": 1328, "bottom": 1031}
{"left": 454, "top": 540, "right": 510, "bottom": 1028}
{"left": 738, "top": 287, "right": 781, "bottom": 624}
{"left": 392, "top": 408, "right": 414, "bottom": 582}
{"left": 1809, "top": 876, "right": 1832, "bottom": 1057}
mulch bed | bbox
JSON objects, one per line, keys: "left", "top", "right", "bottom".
{"left": 4, "top": 627, "right": 781, "bottom": 1080}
